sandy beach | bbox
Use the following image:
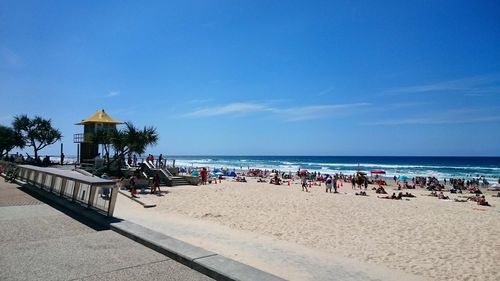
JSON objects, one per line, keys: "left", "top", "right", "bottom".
{"left": 114, "top": 177, "right": 500, "bottom": 281}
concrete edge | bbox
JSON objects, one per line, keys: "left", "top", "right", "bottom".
{"left": 110, "top": 220, "right": 285, "bottom": 281}
{"left": 6, "top": 177, "right": 284, "bottom": 281}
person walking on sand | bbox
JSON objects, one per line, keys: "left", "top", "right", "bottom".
{"left": 301, "top": 174, "right": 309, "bottom": 192}
{"left": 200, "top": 167, "right": 208, "bottom": 185}
{"left": 151, "top": 173, "right": 160, "bottom": 195}
{"left": 325, "top": 176, "right": 332, "bottom": 193}
{"left": 130, "top": 176, "right": 138, "bottom": 198}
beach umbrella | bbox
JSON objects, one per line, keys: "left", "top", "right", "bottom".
{"left": 180, "top": 167, "right": 187, "bottom": 173}
{"left": 371, "top": 170, "right": 386, "bottom": 174}
{"left": 215, "top": 172, "right": 224, "bottom": 176}
{"left": 299, "top": 169, "right": 308, "bottom": 175}
{"left": 398, "top": 175, "right": 408, "bottom": 181}
{"left": 357, "top": 171, "right": 367, "bottom": 176}
{"left": 191, "top": 171, "right": 199, "bottom": 176}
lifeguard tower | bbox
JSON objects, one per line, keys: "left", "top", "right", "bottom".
{"left": 74, "top": 109, "right": 123, "bottom": 164}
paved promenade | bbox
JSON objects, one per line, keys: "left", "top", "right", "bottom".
{"left": 0, "top": 180, "right": 213, "bottom": 281}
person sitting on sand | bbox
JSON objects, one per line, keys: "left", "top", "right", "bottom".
{"left": 477, "top": 196, "right": 491, "bottom": 206}
{"left": 379, "top": 193, "right": 397, "bottom": 200}
{"left": 401, "top": 192, "right": 416, "bottom": 198}
{"left": 376, "top": 186, "right": 387, "bottom": 194}
{"left": 396, "top": 192, "right": 403, "bottom": 200}
{"left": 429, "top": 191, "right": 437, "bottom": 197}
{"left": 437, "top": 191, "right": 449, "bottom": 200}
{"left": 467, "top": 194, "right": 481, "bottom": 202}
{"left": 270, "top": 175, "right": 281, "bottom": 185}
{"left": 257, "top": 177, "right": 266, "bottom": 183}
{"left": 355, "top": 191, "right": 368, "bottom": 196}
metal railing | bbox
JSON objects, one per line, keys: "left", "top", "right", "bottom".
{"left": 16, "top": 165, "right": 119, "bottom": 216}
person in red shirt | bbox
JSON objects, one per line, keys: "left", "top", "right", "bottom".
{"left": 200, "top": 167, "right": 208, "bottom": 185}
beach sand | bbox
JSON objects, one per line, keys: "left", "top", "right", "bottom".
{"left": 115, "top": 178, "right": 500, "bottom": 281}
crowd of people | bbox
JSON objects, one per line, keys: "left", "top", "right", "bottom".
{"left": 3, "top": 152, "right": 53, "bottom": 166}
{"left": 113, "top": 157, "right": 498, "bottom": 208}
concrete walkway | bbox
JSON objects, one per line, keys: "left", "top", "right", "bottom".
{"left": 0, "top": 181, "right": 213, "bottom": 281}
{"left": 115, "top": 193, "right": 426, "bottom": 281}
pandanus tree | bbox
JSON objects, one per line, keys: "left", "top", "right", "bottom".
{"left": 12, "top": 115, "right": 62, "bottom": 160}
{"left": 0, "top": 125, "right": 24, "bottom": 158}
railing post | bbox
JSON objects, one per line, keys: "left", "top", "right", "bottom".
{"left": 88, "top": 185, "right": 97, "bottom": 208}
{"left": 60, "top": 178, "right": 67, "bottom": 197}
{"left": 72, "top": 182, "right": 81, "bottom": 202}
{"left": 108, "top": 186, "right": 118, "bottom": 216}
{"left": 49, "top": 175, "right": 56, "bottom": 193}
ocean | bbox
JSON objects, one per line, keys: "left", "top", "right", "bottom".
{"left": 170, "top": 156, "right": 500, "bottom": 181}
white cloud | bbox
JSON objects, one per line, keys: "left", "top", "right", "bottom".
{"left": 106, "top": 91, "right": 120, "bottom": 98}
{"left": 387, "top": 74, "right": 500, "bottom": 95}
{"left": 273, "top": 103, "right": 370, "bottom": 121}
{"left": 181, "top": 102, "right": 370, "bottom": 121}
{"left": 181, "top": 102, "right": 270, "bottom": 118}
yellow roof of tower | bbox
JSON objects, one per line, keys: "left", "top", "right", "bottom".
{"left": 76, "top": 109, "right": 123, "bottom": 125}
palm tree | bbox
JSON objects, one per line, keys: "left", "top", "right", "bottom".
{"left": 123, "top": 122, "right": 159, "bottom": 156}
{"left": 92, "top": 122, "right": 159, "bottom": 171}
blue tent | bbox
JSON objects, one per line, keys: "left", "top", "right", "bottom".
{"left": 191, "top": 171, "right": 199, "bottom": 176}
{"left": 227, "top": 171, "right": 237, "bottom": 177}
{"left": 180, "top": 167, "right": 187, "bottom": 173}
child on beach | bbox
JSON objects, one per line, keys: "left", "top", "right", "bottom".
{"left": 301, "top": 174, "right": 309, "bottom": 192}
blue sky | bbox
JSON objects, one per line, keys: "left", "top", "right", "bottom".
{"left": 1, "top": 0, "right": 500, "bottom": 156}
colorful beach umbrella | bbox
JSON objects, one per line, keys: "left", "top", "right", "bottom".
{"left": 371, "top": 170, "right": 386, "bottom": 174}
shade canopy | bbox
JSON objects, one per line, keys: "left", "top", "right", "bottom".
{"left": 371, "top": 170, "right": 386, "bottom": 174}
{"left": 76, "top": 109, "right": 123, "bottom": 125}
